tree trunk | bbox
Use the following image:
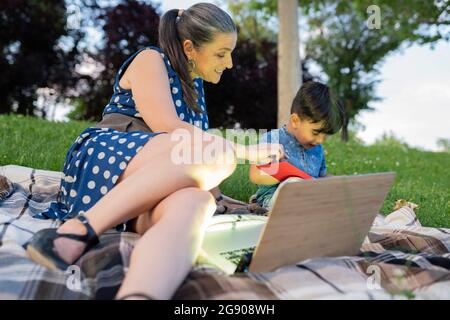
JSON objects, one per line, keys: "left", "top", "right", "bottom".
{"left": 341, "top": 121, "right": 349, "bottom": 142}
{"left": 341, "top": 99, "right": 351, "bottom": 142}
{"left": 277, "top": 0, "right": 301, "bottom": 128}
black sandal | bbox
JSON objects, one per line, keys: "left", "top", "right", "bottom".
{"left": 26, "top": 213, "right": 99, "bottom": 271}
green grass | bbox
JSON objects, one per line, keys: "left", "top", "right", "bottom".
{"left": 1, "top": 114, "right": 449, "bottom": 228}
{"left": 0, "top": 114, "right": 93, "bottom": 172}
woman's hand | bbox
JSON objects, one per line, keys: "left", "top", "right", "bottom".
{"left": 235, "top": 143, "right": 286, "bottom": 164}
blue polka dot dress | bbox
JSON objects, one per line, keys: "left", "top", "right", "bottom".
{"left": 35, "top": 46, "right": 210, "bottom": 221}
{"left": 104, "top": 46, "right": 209, "bottom": 131}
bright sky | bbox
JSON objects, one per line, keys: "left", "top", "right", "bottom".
{"left": 356, "top": 41, "right": 450, "bottom": 151}
{"left": 159, "top": 0, "right": 204, "bottom": 11}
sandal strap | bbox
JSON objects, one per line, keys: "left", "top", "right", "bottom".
{"left": 116, "top": 292, "right": 155, "bottom": 300}
{"left": 55, "top": 214, "right": 99, "bottom": 251}
{"left": 76, "top": 213, "right": 99, "bottom": 252}
{"left": 55, "top": 219, "right": 99, "bottom": 253}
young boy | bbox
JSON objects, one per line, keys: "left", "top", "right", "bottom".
{"left": 249, "top": 81, "right": 345, "bottom": 209}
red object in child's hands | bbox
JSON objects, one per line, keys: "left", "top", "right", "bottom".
{"left": 256, "top": 161, "right": 313, "bottom": 182}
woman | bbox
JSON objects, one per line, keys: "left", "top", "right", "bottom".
{"left": 26, "top": 3, "right": 284, "bottom": 300}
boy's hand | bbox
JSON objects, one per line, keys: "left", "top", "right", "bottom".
{"left": 244, "top": 143, "right": 286, "bottom": 164}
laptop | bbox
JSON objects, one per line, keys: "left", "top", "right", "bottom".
{"left": 198, "top": 172, "right": 396, "bottom": 274}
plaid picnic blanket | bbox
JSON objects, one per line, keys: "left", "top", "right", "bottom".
{"left": 0, "top": 164, "right": 449, "bottom": 300}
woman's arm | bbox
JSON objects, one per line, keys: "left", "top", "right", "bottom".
{"left": 249, "top": 164, "right": 279, "bottom": 185}
{"left": 125, "top": 49, "right": 187, "bottom": 133}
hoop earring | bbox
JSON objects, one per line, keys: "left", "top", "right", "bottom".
{"left": 188, "top": 59, "right": 197, "bottom": 71}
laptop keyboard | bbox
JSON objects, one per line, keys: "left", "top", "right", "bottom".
{"left": 219, "top": 246, "right": 256, "bottom": 266}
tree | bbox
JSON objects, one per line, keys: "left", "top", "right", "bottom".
{"left": 205, "top": 38, "right": 278, "bottom": 129}
{"left": 239, "top": 0, "right": 450, "bottom": 140}
{"left": 69, "top": 0, "right": 282, "bottom": 128}
{"left": 437, "top": 138, "right": 450, "bottom": 153}
{"left": 214, "top": 0, "right": 314, "bottom": 130}
{"left": 228, "top": 0, "right": 302, "bottom": 128}
{"left": 227, "top": 0, "right": 277, "bottom": 51}
{"left": 277, "top": 0, "right": 301, "bottom": 128}
{"left": 304, "top": 0, "right": 450, "bottom": 141}
{"left": 69, "top": 0, "right": 160, "bottom": 121}
{"left": 0, "top": 0, "right": 82, "bottom": 117}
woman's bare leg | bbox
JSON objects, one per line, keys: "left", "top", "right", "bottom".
{"left": 54, "top": 132, "right": 236, "bottom": 263}
{"left": 116, "top": 187, "right": 216, "bottom": 300}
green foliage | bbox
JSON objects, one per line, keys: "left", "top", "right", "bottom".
{"left": 68, "top": 98, "right": 89, "bottom": 121}
{"left": 373, "top": 132, "right": 412, "bottom": 151}
{"left": 437, "top": 138, "right": 450, "bottom": 153}
{"left": 227, "top": 0, "right": 277, "bottom": 43}
{"left": 205, "top": 38, "right": 278, "bottom": 129}
{"left": 236, "top": 0, "right": 450, "bottom": 140}
{"left": 0, "top": 0, "right": 80, "bottom": 116}
{"left": 69, "top": 0, "right": 161, "bottom": 121}
{"left": 304, "top": 0, "right": 449, "bottom": 140}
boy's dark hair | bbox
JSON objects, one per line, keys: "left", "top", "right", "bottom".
{"left": 290, "top": 81, "right": 345, "bottom": 135}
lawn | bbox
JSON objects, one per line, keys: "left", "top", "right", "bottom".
{"left": 1, "top": 114, "right": 449, "bottom": 228}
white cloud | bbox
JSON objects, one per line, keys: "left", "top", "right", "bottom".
{"left": 357, "top": 41, "right": 450, "bottom": 151}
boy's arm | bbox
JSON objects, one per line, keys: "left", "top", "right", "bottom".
{"left": 249, "top": 164, "right": 280, "bottom": 185}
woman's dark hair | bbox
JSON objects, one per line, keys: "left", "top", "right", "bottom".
{"left": 158, "top": 3, "right": 236, "bottom": 112}
{"left": 290, "top": 81, "right": 346, "bottom": 135}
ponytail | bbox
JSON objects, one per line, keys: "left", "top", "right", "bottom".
{"left": 158, "top": 9, "right": 199, "bottom": 112}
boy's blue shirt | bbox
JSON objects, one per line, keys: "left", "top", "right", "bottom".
{"left": 254, "top": 125, "right": 327, "bottom": 206}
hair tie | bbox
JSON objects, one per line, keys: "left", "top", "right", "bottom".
{"left": 176, "top": 9, "right": 183, "bottom": 23}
